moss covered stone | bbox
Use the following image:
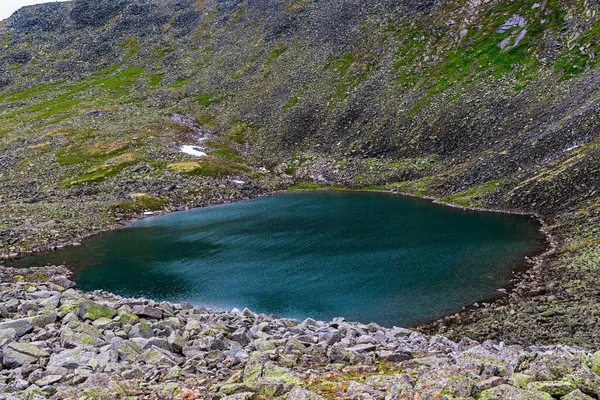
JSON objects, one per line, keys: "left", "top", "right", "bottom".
{"left": 77, "top": 300, "right": 117, "bottom": 321}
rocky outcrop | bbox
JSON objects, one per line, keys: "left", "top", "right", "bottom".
{"left": 2, "top": 266, "right": 600, "bottom": 399}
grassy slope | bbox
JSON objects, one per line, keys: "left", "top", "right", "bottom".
{"left": 0, "top": 0, "right": 599, "bottom": 346}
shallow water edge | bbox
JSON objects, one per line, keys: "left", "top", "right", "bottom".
{"left": 5, "top": 188, "right": 553, "bottom": 329}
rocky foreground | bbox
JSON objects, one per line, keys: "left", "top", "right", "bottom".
{"left": 1, "top": 266, "right": 600, "bottom": 400}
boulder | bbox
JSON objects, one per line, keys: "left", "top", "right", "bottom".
{"left": 128, "top": 321, "right": 155, "bottom": 339}
{"left": 48, "top": 348, "right": 97, "bottom": 370}
{"left": 3, "top": 342, "right": 49, "bottom": 368}
{"left": 78, "top": 300, "right": 117, "bottom": 321}
{"left": 35, "top": 375, "right": 63, "bottom": 387}
{"left": 132, "top": 305, "right": 163, "bottom": 319}
{"left": 527, "top": 381, "right": 577, "bottom": 396}
{"left": 0, "top": 317, "right": 34, "bottom": 337}
{"left": 49, "top": 276, "right": 76, "bottom": 290}
{"left": 479, "top": 384, "right": 554, "bottom": 400}
{"left": 286, "top": 387, "right": 325, "bottom": 400}
{"left": 562, "top": 389, "right": 596, "bottom": 400}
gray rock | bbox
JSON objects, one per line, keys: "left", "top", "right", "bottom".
{"left": 347, "top": 343, "right": 377, "bottom": 353}
{"left": 35, "top": 374, "right": 62, "bottom": 387}
{"left": 286, "top": 386, "right": 325, "bottom": 400}
{"left": 49, "top": 276, "right": 76, "bottom": 290}
{"left": 562, "top": 389, "right": 595, "bottom": 400}
{"left": 168, "top": 331, "right": 185, "bottom": 353}
{"left": 0, "top": 317, "right": 34, "bottom": 337}
{"left": 128, "top": 321, "right": 155, "bottom": 339}
{"left": 479, "top": 384, "right": 553, "bottom": 400}
{"left": 0, "top": 328, "right": 17, "bottom": 340}
{"left": 3, "top": 342, "right": 49, "bottom": 368}
{"left": 48, "top": 348, "right": 97, "bottom": 370}
{"left": 132, "top": 305, "right": 163, "bottom": 319}
{"left": 77, "top": 300, "right": 117, "bottom": 321}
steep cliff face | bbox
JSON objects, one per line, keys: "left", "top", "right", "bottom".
{"left": 0, "top": 0, "right": 600, "bottom": 346}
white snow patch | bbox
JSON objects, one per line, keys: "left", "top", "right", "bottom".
{"left": 143, "top": 211, "right": 155, "bottom": 215}
{"left": 181, "top": 145, "right": 207, "bottom": 157}
{"left": 565, "top": 144, "right": 581, "bottom": 152}
{"left": 513, "top": 28, "right": 527, "bottom": 47}
{"left": 232, "top": 180, "right": 245, "bottom": 185}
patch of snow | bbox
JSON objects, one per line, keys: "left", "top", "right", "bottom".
{"left": 532, "top": 3, "right": 542, "bottom": 9}
{"left": 497, "top": 15, "right": 526, "bottom": 33}
{"left": 499, "top": 37, "right": 512, "bottom": 50}
{"left": 143, "top": 211, "right": 155, "bottom": 215}
{"left": 513, "top": 28, "right": 528, "bottom": 47}
{"left": 181, "top": 145, "right": 207, "bottom": 157}
{"left": 565, "top": 144, "right": 581, "bottom": 152}
{"left": 232, "top": 180, "right": 245, "bottom": 185}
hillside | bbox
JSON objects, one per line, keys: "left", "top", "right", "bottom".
{"left": 0, "top": 0, "right": 599, "bottom": 351}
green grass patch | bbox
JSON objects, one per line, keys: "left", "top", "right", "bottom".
{"left": 198, "top": 93, "right": 220, "bottom": 107}
{"left": 204, "top": 139, "right": 245, "bottom": 162}
{"left": 224, "top": 120, "right": 257, "bottom": 144}
{"left": 283, "top": 91, "right": 305, "bottom": 112}
{"left": 288, "top": 183, "right": 346, "bottom": 191}
{"left": 195, "top": 113, "right": 217, "bottom": 126}
{"left": 0, "top": 81, "right": 63, "bottom": 103}
{"left": 171, "top": 77, "right": 191, "bottom": 88}
{"left": 440, "top": 180, "right": 504, "bottom": 208}
{"left": 148, "top": 74, "right": 164, "bottom": 87}
{"left": 64, "top": 167, "right": 122, "bottom": 187}
{"left": 111, "top": 194, "right": 168, "bottom": 213}
{"left": 55, "top": 140, "right": 130, "bottom": 166}
{"left": 62, "top": 153, "right": 139, "bottom": 187}
{"left": 118, "top": 36, "right": 141, "bottom": 59}
{"left": 362, "top": 185, "right": 387, "bottom": 191}
{"left": 262, "top": 42, "right": 287, "bottom": 76}
{"left": 169, "top": 157, "right": 250, "bottom": 178}
{"left": 389, "top": 177, "right": 434, "bottom": 197}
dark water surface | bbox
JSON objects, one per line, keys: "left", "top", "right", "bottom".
{"left": 13, "top": 192, "right": 546, "bottom": 327}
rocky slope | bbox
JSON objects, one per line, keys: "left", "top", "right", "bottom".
{"left": 0, "top": 0, "right": 599, "bottom": 357}
{"left": 4, "top": 266, "right": 600, "bottom": 400}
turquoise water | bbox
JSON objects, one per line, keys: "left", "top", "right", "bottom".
{"left": 13, "top": 192, "right": 546, "bottom": 327}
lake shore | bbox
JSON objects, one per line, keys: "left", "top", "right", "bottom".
{"left": 2, "top": 264, "right": 600, "bottom": 399}
{"left": 2, "top": 184, "right": 576, "bottom": 349}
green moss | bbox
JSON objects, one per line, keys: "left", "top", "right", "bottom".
{"left": 440, "top": 180, "right": 504, "bottom": 208}
{"left": 283, "top": 91, "right": 305, "bottom": 112}
{"left": 417, "top": 161, "right": 435, "bottom": 170}
{"left": 118, "top": 36, "right": 141, "bottom": 59}
{"left": 55, "top": 140, "right": 130, "bottom": 166}
{"left": 111, "top": 194, "right": 168, "bottom": 213}
{"left": 288, "top": 183, "right": 346, "bottom": 191}
{"left": 362, "top": 185, "right": 386, "bottom": 191}
{"left": 325, "top": 50, "right": 376, "bottom": 109}
{"left": 389, "top": 177, "right": 433, "bottom": 197}
{"left": 195, "top": 112, "right": 216, "bottom": 126}
{"left": 288, "top": 183, "right": 324, "bottom": 191}
{"left": 148, "top": 74, "right": 164, "bottom": 87}
{"left": 285, "top": 0, "right": 311, "bottom": 12}
{"left": 198, "top": 93, "right": 224, "bottom": 107}
{"left": 182, "top": 157, "right": 250, "bottom": 178}
{"left": 0, "top": 81, "right": 63, "bottom": 103}
{"left": 171, "top": 77, "right": 192, "bottom": 88}
{"left": 556, "top": 18, "right": 600, "bottom": 79}
{"left": 64, "top": 166, "right": 122, "bottom": 187}
{"left": 79, "top": 300, "right": 117, "bottom": 320}
{"left": 232, "top": 60, "right": 256, "bottom": 80}
{"left": 263, "top": 42, "right": 287, "bottom": 76}
{"left": 117, "top": 309, "right": 140, "bottom": 325}
{"left": 325, "top": 52, "right": 355, "bottom": 75}
{"left": 225, "top": 119, "right": 257, "bottom": 144}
